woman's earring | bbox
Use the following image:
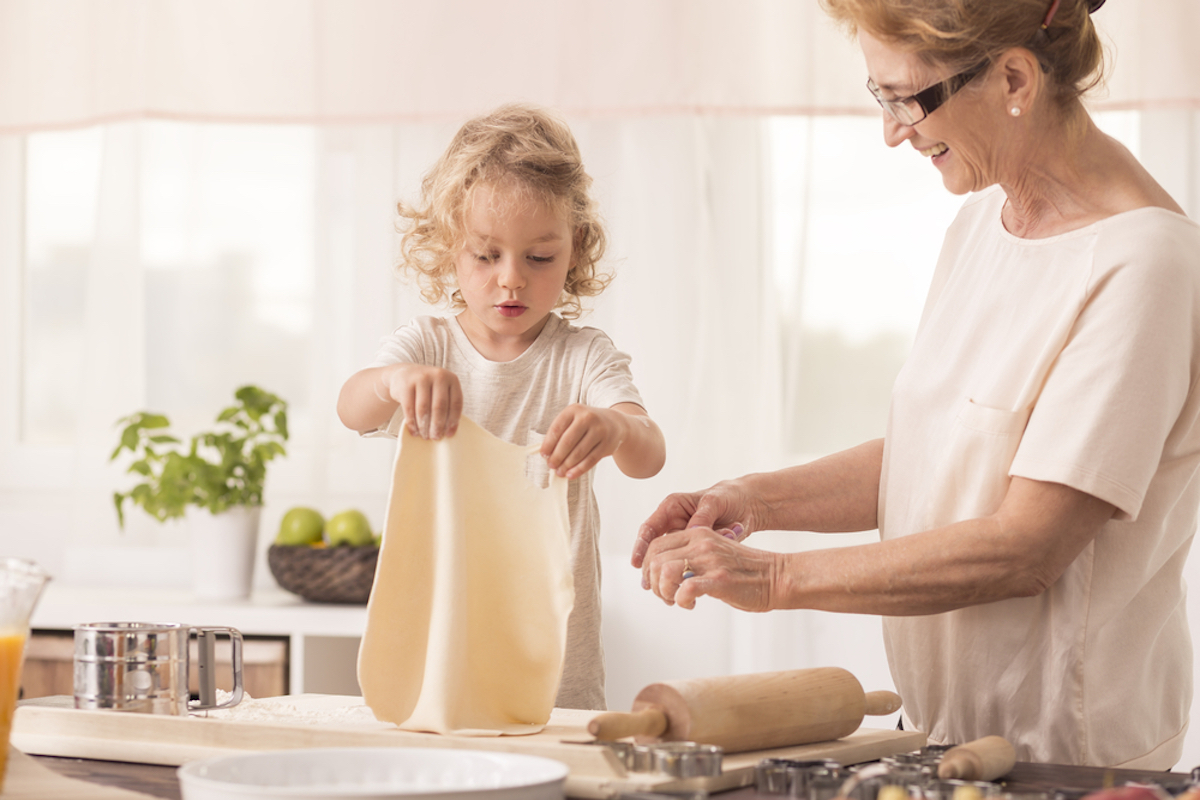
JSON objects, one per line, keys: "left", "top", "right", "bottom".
{"left": 1010, "top": 107, "right": 1022, "bottom": 117}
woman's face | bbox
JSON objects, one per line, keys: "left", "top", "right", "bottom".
{"left": 859, "top": 30, "right": 1004, "bottom": 195}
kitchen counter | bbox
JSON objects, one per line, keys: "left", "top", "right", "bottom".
{"left": 17, "top": 694, "right": 1196, "bottom": 799}
{"left": 27, "top": 752, "right": 1195, "bottom": 800}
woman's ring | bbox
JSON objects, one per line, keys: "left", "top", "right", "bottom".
{"left": 682, "top": 559, "right": 695, "bottom": 580}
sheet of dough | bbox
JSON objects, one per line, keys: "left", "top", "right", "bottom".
{"left": 357, "top": 414, "right": 574, "bottom": 736}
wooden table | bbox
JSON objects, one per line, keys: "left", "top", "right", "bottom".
{"left": 34, "top": 755, "right": 181, "bottom": 798}
{"left": 28, "top": 752, "right": 1194, "bottom": 800}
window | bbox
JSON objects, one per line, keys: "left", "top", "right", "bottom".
{"left": 21, "top": 123, "right": 318, "bottom": 445}
{"left": 769, "top": 111, "right": 1143, "bottom": 458}
{"left": 23, "top": 128, "right": 103, "bottom": 443}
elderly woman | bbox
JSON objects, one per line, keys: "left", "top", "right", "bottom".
{"left": 634, "top": 0, "right": 1200, "bottom": 769}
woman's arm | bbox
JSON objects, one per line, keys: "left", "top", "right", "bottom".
{"left": 632, "top": 438, "right": 885, "bottom": 569}
{"left": 644, "top": 474, "right": 1115, "bottom": 613}
{"left": 733, "top": 438, "right": 886, "bottom": 533}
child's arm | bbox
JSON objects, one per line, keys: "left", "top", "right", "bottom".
{"left": 337, "top": 363, "right": 463, "bottom": 440}
{"left": 541, "top": 403, "right": 666, "bottom": 480}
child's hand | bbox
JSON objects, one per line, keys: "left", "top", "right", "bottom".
{"left": 379, "top": 364, "right": 463, "bottom": 440}
{"left": 540, "top": 404, "right": 630, "bottom": 480}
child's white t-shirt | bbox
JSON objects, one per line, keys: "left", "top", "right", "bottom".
{"left": 368, "top": 312, "right": 646, "bottom": 710}
{"left": 881, "top": 186, "right": 1200, "bottom": 768}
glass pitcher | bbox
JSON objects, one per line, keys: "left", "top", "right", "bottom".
{"left": 0, "top": 558, "right": 51, "bottom": 790}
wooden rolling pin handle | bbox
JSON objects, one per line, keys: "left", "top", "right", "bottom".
{"left": 587, "top": 706, "right": 669, "bottom": 741}
{"left": 864, "top": 690, "right": 903, "bottom": 716}
{"left": 937, "top": 735, "right": 1017, "bottom": 781}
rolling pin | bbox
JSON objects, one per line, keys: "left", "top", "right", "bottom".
{"left": 937, "top": 736, "right": 1017, "bottom": 781}
{"left": 587, "top": 666, "right": 902, "bottom": 754}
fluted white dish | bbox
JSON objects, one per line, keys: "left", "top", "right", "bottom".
{"left": 177, "top": 747, "right": 568, "bottom": 800}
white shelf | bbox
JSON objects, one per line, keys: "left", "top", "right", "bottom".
{"left": 30, "top": 584, "right": 368, "bottom": 695}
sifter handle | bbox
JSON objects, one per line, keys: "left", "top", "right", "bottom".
{"left": 587, "top": 706, "right": 669, "bottom": 741}
{"left": 188, "top": 626, "right": 245, "bottom": 712}
{"left": 864, "top": 690, "right": 903, "bottom": 716}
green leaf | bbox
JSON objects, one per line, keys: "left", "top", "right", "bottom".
{"left": 110, "top": 385, "right": 290, "bottom": 526}
{"left": 139, "top": 414, "right": 171, "bottom": 429}
{"left": 256, "top": 441, "right": 287, "bottom": 460}
{"left": 113, "top": 492, "right": 127, "bottom": 528}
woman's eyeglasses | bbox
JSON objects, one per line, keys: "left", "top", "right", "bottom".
{"left": 866, "top": 60, "right": 990, "bottom": 127}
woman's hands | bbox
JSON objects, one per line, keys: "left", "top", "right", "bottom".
{"left": 634, "top": 471, "right": 1117, "bottom": 617}
{"left": 632, "top": 479, "right": 771, "bottom": 610}
{"left": 639, "top": 527, "right": 784, "bottom": 611}
{"left": 631, "top": 442, "right": 887, "bottom": 612}
{"left": 631, "top": 479, "right": 758, "bottom": 569}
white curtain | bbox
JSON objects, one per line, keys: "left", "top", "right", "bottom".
{"left": 1, "top": 0, "right": 1196, "bottom": 133}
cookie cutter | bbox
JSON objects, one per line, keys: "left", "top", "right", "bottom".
{"left": 651, "top": 742, "right": 724, "bottom": 778}
{"left": 589, "top": 740, "right": 724, "bottom": 778}
{"left": 754, "top": 758, "right": 845, "bottom": 797}
{"left": 754, "top": 758, "right": 841, "bottom": 796}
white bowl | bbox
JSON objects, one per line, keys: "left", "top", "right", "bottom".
{"left": 177, "top": 747, "right": 569, "bottom": 800}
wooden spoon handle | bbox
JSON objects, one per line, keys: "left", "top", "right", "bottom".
{"left": 587, "top": 706, "right": 669, "bottom": 741}
{"left": 864, "top": 690, "right": 903, "bottom": 716}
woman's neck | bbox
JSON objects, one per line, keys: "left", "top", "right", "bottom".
{"left": 999, "top": 111, "right": 1182, "bottom": 239}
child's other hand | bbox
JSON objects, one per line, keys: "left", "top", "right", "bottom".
{"left": 379, "top": 364, "right": 463, "bottom": 440}
{"left": 541, "top": 404, "right": 626, "bottom": 479}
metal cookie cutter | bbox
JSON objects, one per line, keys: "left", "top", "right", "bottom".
{"left": 650, "top": 742, "right": 724, "bottom": 778}
{"left": 755, "top": 758, "right": 844, "bottom": 796}
{"left": 589, "top": 740, "right": 724, "bottom": 778}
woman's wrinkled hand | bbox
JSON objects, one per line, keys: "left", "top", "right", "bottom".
{"left": 640, "top": 527, "right": 782, "bottom": 612}
{"left": 631, "top": 481, "right": 755, "bottom": 569}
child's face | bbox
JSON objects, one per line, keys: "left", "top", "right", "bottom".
{"left": 454, "top": 183, "right": 573, "bottom": 360}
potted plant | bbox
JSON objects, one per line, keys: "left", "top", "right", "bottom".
{"left": 110, "top": 385, "right": 289, "bottom": 600}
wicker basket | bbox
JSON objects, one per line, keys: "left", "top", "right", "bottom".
{"left": 267, "top": 544, "right": 379, "bottom": 605}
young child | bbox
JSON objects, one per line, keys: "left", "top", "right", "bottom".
{"left": 337, "top": 103, "right": 666, "bottom": 711}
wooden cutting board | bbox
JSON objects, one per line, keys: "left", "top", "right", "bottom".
{"left": 13, "top": 695, "right": 925, "bottom": 798}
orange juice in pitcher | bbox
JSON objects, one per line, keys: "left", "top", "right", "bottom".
{"left": 0, "top": 632, "right": 26, "bottom": 785}
{"left": 0, "top": 559, "right": 50, "bottom": 790}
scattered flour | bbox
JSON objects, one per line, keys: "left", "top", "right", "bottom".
{"left": 195, "top": 691, "right": 391, "bottom": 729}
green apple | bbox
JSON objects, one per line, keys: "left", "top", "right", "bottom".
{"left": 276, "top": 507, "right": 325, "bottom": 546}
{"left": 326, "top": 509, "right": 374, "bottom": 547}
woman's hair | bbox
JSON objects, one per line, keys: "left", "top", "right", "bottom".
{"left": 819, "top": 0, "right": 1106, "bottom": 108}
{"left": 396, "top": 103, "right": 610, "bottom": 319}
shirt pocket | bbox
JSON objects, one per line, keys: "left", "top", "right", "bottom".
{"left": 920, "top": 399, "right": 1034, "bottom": 530}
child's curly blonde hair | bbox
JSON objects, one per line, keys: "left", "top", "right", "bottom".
{"left": 396, "top": 103, "right": 611, "bottom": 319}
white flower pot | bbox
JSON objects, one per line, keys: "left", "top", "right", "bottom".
{"left": 187, "top": 506, "right": 262, "bottom": 600}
